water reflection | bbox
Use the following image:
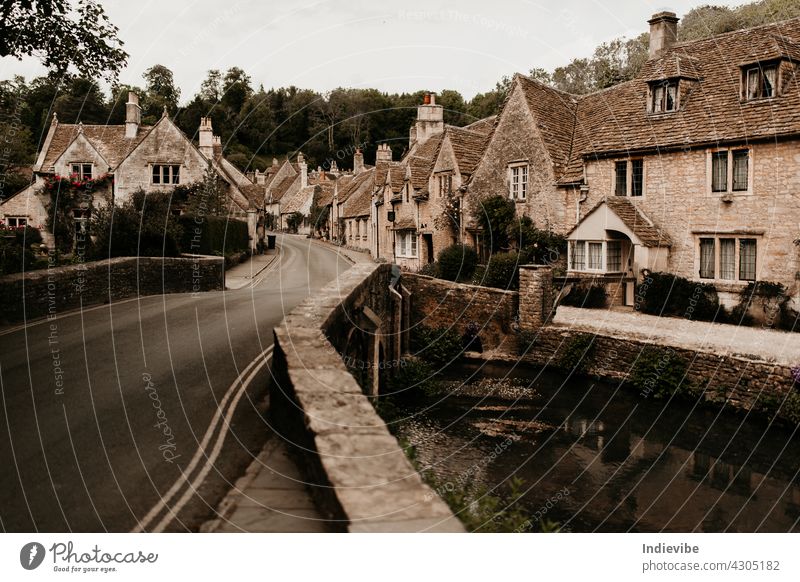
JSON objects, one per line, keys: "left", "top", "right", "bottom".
{"left": 395, "top": 362, "right": 800, "bottom": 532}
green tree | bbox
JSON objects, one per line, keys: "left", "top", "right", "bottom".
{"left": 185, "top": 163, "right": 228, "bottom": 216}
{"left": 143, "top": 64, "right": 180, "bottom": 118}
{"left": 52, "top": 77, "right": 110, "bottom": 123}
{"left": 221, "top": 67, "right": 253, "bottom": 112}
{"left": 474, "top": 195, "right": 516, "bottom": 252}
{"left": 0, "top": 0, "right": 127, "bottom": 81}
{"left": 200, "top": 69, "right": 223, "bottom": 103}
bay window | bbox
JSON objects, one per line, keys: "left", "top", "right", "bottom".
{"left": 569, "top": 240, "right": 627, "bottom": 273}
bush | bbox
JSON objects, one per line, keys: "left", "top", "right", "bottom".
{"left": 437, "top": 244, "right": 478, "bottom": 282}
{"left": 0, "top": 237, "right": 36, "bottom": 275}
{"left": 560, "top": 282, "right": 607, "bottom": 308}
{"left": 14, "top": 226, "right": 42, "bottom": 247}
{"left": 178, "top": 214, "right": 249, "bottom": 255}
{"left": 482, "top": 252, "right": 522, "bottom": 290}
{"left": 474, "top": 195, "right": 515, "bottom": 252}
{"left": 418, "top": 261, "right": 440, "bottom": 278}
{"left": 636, "top": 272, "right": 720, "bottom": 321}
{"left": 630, "top": 347, "right": 696, "bottom": 400}
{"left": 513, "top": 216, "right": 567, "bottom": 265}
{"left": 734, "top": 281, "right": 797, "bottom": 331}
{"left": 557, "top": 333, "right": 595, "bottom": 375}
{"left": 411, "top": 325, "right": 464, "bottom": 366}
{"left": 387, "top": 358, "right": 439, "bottom": 397}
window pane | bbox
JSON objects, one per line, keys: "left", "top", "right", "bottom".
{"left": 739, "top": 239, "right": 757, "bottom": 281}
{"left": 607, "top": 241, "right": 622, "bottom": 272}
{"left": 615, "top": 161, "right": 627, "bottom": 196}
{"left": 510, "top": 167, "right": 518, "bottom": 199}
{"left": 588, "top": 242, "right": 603, "bottom": 270}
{"left": 653, "top": 85, "right": 664, "bottom": 111}
{"left": 71, "top": 164, "right": 80, "bottom": 176}
{"left": 699, "top": 238, "right": 715, "bottom": 279}
{"left": 666, "top": 83, "right": 677, "bottom": 110}
{"left": 411, "top": 233, "right": 417, "bottom": 257}
{"left": 571, "top": 241, "right": 586, "bottom": 270}
{"left": 711, "top": 152, "right": 727, "bottom": 192}
{"left": 152, "top": 165, "right": 160, "bottom": 184}
{"left": 732, "top": 150, "right": 748, "bottom": 191}
{"left": 763, "top": 66, "right": 776, "bottom": 97}
{"left": 82, "top": 164, "right": 92, "bottom": 179}
{"left": 520, "top": 166, "right": 528, "bottom": 199}
{"left": 631, "top": 159, "right": 644, "bottom": 197}
{"left": 747, "top": 68, "right": 759, "bottom": 99}
{"left": 720, "top": 239, "right": 735, "bottom": 280}
{"left": 172, "top": 165, "right": 180, "bottom": 184}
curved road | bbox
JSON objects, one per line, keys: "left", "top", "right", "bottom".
{"left": 0, "top": 235, "right": 351, "bottom": 532}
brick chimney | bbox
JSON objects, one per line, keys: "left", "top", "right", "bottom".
{"left": 298, "top": 153, "right": 308, "bottom": 188}
{"left": 353, "top": 148, "right": 364, "bottom": 174}
{"left": 376, "top": 143, "right": 392, "bottom": 163}
{"left": 199, "top": 117, "right": 214, "bottom": 158}
{"left": 212, "top": 135, "right": 222, "bottom": 158}
{"left": 125, "top": 92, "right": 141, "bottom": 139}
{"left": 648, "top": 12, "right": 679, "bottom": 59}
{"left": 414, "top": 92, "right": 443, "bottom": 145}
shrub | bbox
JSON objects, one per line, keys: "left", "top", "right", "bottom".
{"left": 482, "top": 251, "right": 521, "bottom": 290}
{"left": 178, "top": 214, "right": 249, "bottom": 255}
{"left": 387, "top": 358, "right": 439, "bottom": 397}
{"left": 14, "top": 226, "right": 42, "bottom": 247}
{"left": 474, "top": 195, "right": 515, "bottom": 252}
{"left": 630, "top": 346, "right": 696, "bottom": 400}
{"left": 411, "top": 325, "right": 464, "bottom": 366}
{"left": 285, "top": 211, "right": 304, "bottom": 233}
{"left": 557, "top": 333, "right": 595, "bottom": 375}
{"left": 418, "top": 261, "right": 439, "bottom": 278}
{"left": 636, "top": 272, "right": 720, "bottom": 321}
{"left": 0, "top": 237, "right": 36, "bottom": 275}
{"left": 734, "top": 281, "right": 797, "bottom": 331}
{"left": 437, "top": 244, "right": 478, "bottom": 282}
{"left": 513, "top": 216, "right": 567, "bottom": 266}
{"left": 560, "top": 282, "right": 607, "bottom": 308}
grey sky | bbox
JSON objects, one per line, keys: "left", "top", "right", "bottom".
{"left": 1, "top": 0, "right": 744, "bottom": 100}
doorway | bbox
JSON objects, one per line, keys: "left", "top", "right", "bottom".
{"left": 423, "top": 233, "right": 434, "bottom": 264}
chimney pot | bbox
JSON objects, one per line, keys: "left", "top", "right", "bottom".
{"left": 648, "top": 11, "right": 679, "bottom": 59}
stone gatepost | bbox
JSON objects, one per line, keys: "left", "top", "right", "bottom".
{"left": 519, "top": 265, "right": 555, "bottom": 330}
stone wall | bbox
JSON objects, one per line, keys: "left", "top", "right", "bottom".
{"left": 0, "top": 256, "right": 224, "bottom": 324}
{"left": 521, "top": 325, "right": 796, "bottom": 412}
{"left": 403, "top": 273, "right": 519, "bottom": 351}
{"left": 269, "top": 263, "right": 463, "bottom": 532}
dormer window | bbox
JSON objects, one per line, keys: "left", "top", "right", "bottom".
{"left": 651, "top": 80, "right": 679, "bottom": 113}
{"left": 71, "top": 163, "right": 93, "bottom": 180}
{"left": 743, "top": 63, "right": 777, "bottom": 100}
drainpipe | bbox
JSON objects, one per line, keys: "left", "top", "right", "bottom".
{"left": 577, "top": 184, "right": 589, "bottom": 223}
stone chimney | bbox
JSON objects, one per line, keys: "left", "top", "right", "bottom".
{"left": 353, "top": 148, "right": 364, "bottom": 174}
{"left": 212, "top": 135, "right": 222, "bottom": 158}
{"left": 199, "top": 117, "right": 214, "bottom": 158}
{"left": 255, "top": 169, "right": 266, "bottom": 184}
{"left": 414, "top": 92, "right": 444, "bottom": 145}
{"left": 298, "top": 153, "right": 308, "bottom": 188}
{"left": 125, "top": 92, "right": 141, "bottom": 139}
{"left": 648, "top": 12, "right": 679, "bottom": 59}
{"left": 376, "top": 143, "right": 392, "bottom": 163}
{"left": 330, "top": 160, "right": 339, "bottom": 176}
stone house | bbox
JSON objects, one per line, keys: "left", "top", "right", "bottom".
{"left": 0, "top": 93, "right": 259, "bottom": 249}
{"left": 465, "top": 13, "right": 800, "bottom": 306}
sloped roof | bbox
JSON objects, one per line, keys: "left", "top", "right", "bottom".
{"left": 337, "top": 169, "right": 373, "bottom": 205}
{"left": 571, "top": 196, "right": 672, "bottom": 248}
{"left": 270, "top": 175, "right": 298, "bottom": 202}
{"left": 281, "top": 184, "right": 316, "bottom": 214}
{"left": 40, "top": 124, "right": 152, "bottom": 171}
{"left": 446, "top": 122, "right": 494, "bottom": 177}
{"left": 406, "top": 133, "right": 443, "bottom": 191}
{"left": 341, "top": 168, "right": 375, "bottom": 218}
{"left": 392, "top": 216, "right": 416, "bottom": 231}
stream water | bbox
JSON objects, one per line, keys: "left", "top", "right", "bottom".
{"left": 392, "top": 361, "right": 800, "bottom": 532}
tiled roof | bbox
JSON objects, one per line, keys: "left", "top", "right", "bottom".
{"left": 316, "top": 182, "right": 335, "bottom": 207}
{"left": 391, "top": 217, "right": 417, "bottom": 231}
{"left": 281, "top": 184, "right": 316, "bottom": 214}
{"left": 270, "top": 175, "right": 298, "bottom": 202}
{"left": 446, "top": 122, "right": 494, "bottom": 177}
{"left": 463, "top": 115, "right": 497, "bottom": 134}
{"left": 341, "top": 169, "right": 375, "bottom": 218}
{"left": 337, "top": 169, "right": 373, "bottom": 205}
{"left": 573, "top": 196, "right": 672, "bottom": 248}
{"left": 40, "top": 124, "right": 151, "bottom": 170}
{"left": 406, "top": 133, "right": 443, "bottom": 191}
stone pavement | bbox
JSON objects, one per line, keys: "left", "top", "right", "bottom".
{"left": 307, "top": 238, "right": 373, "bottom": 264}
{"left": 201, "top": 435, "right": 328, "bottom": 533}
{"left": 225, "top": 249, "right": 280, "bottom": 290}
{"left": 554, "top": 305, "right": 800, "bottom": 367}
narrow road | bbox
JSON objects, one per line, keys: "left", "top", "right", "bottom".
{"left": 0, "top": 235, "right": 352, "bottom": 532}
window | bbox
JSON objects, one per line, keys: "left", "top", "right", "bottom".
{"left": 437, "top": 173, "right": 452, "bottom": 198}
{"left": 744, "top": 64, "right": 778, "bottom": 100}
{"left": 152, "top": 164, "right": 180, "bottom": 185}
{"left": 571, "top": 241, "right": 586, "bottom": 270}
{"left": 396, "top": 231, "right": 417, "bottom": 258}
{"left": 615, "top": 159, "right": 644, "bottom": 197}
{"left": 509, "top": 164, "right": 528, "bottom": 200}
{"left": 697, "top": 236, "right": 758, "bottom": 281}
{"left": 606, "top": 241, "right": 623, "bottom": 272}
{"left": 588, "top": 242, "right": 603, "bottom": 270}
{"left": 71, "top": 163, "right": 93, "bottom": 180}
{"left": 710, "top": 149, "right": 750, "bottom": 194}
{"left": 651, "top": 80, "right": 678, "bottom": 112}
{"left": 5, "top": 216, "right": 28, "bottom": 227}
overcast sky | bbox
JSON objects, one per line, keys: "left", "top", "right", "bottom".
{"left": 1, "top": 0, "right": 745, "bottom": 100}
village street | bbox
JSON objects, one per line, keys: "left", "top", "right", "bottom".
{"left": 0, "top": 235, "right": 352, "bottom": 532}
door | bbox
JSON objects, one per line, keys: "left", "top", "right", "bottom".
{"left": 423, "top": 233, "right": 434, "bottom": 264}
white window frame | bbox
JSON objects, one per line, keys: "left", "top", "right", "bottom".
{"left": 5, "top": 216, "right": 28, "bottom": 228}
{"left": 508, "top": 163, "right": 528, "bottom": 201}
{"left": 569, "top": 239, "right": 629, "bottom": 274}
{"left": 696, "top": 235, "right": 759, "bottom": 283}
{"left": 70, "top": 163, "right": 93, "bottom": 180}
{"left": 613, "top": 158, "right": 645, "bottom": 197}
{"left": 707, "top": 148, "right": 752, "bottom": 195}
{"left": 395, "top": 231, "right": 418, "bottom": 258}
{"left": 151, "top": 164, "right": 181, "bottom": 185}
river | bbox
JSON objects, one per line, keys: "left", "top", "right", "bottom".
{"left": 392, "top": 360, "right": 800, "bottom": 532}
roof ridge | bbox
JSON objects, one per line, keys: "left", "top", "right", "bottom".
{"left": 671, "top": 14, "right": 800, "bottom": 49}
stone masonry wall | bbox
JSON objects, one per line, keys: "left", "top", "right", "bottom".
{"left": 404, "top": 273, "right": 519, "bottom": 351}
{"left": 0, "top": 256, "right": 224, "bottom": 324}
{"left": 269, "top": 263, "right": 463, "bottom": 532}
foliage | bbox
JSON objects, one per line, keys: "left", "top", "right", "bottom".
{"left": 285, "top": 211, "right": 304, "bottom": 233}
{"left": 560, "top": 282, "right": 608, "bottom": 309}
{"left": 482, "top": 252, "right": 522, "bottom": 290}
{"left": 43, "top": 172, "right": 113, "bottom": 252}
{"left": 418, "top": 261, "right": 440, "bottom": 278}
{"left": 184, "top": 163, "right": 228, "bottom": 216}
{"left": 143, "top": 64, "right": 180, "bottom": 119}
{"left": 557, "top": 333, "right": 596, "bottom": 375}
{"left": 433, "top": 475, "right": 532, "bottom": 533}
{"left": 92, "top": 190, "right": 183, "bottom": 259}
{"left": 474, "top": 196, "right": 516, "bottom": 252}
{"left": 411, "top": 325, "right": 464, "bottom": 366}
{"left": 308, "top": 200, "right": 329, "bottom": 236}
{"left": 437, "top": 244, "right": 478, "bottom": 282}
{"left": 513, "top": 216, "right": 567, "bottom": 265}
{"left": 629, "top": 347, "right": 696, "bottom": 401}
{"left": 636, "top": 272, "right": 720, "bottom": 322}
{"left": 178, "top": 214, "right": 249, "bottom": 255}
{"left": 0, "top": 0, "right": 127, "bottom": 81}
{"left": 0, "top": 232, "right": 37, "bottom": 275}
{"left": 387, "top": 358, "right": 439, "bottom": 398}
{"left": 734, "top": 281, "right": 797, "bottom": 331}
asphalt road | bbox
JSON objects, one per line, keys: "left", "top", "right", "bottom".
{"left": 0, "top": 235, "right": 352, "bottom": 532}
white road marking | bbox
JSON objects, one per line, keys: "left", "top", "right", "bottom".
{"left": 131, "top": 345, "right": 274, "bottom": 533}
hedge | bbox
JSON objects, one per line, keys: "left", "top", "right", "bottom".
{"left": 179, "top": 214, "right": 249, "bottom": 255}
